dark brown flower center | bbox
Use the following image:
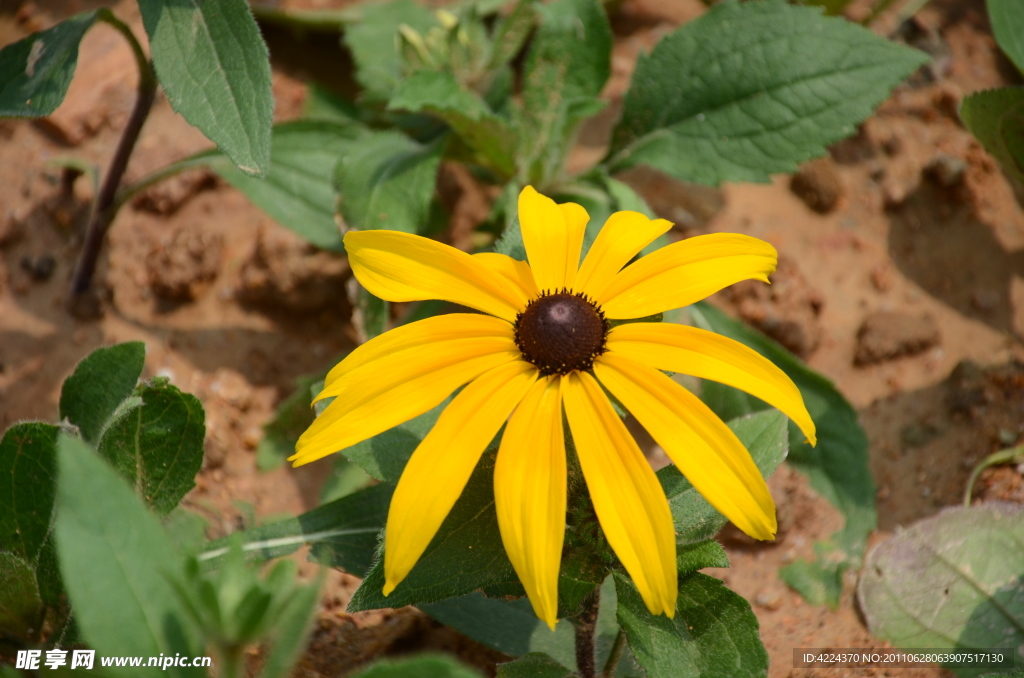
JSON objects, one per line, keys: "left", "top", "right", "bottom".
{"left": 514, "top": 291, "right": 608, "bottom": 376}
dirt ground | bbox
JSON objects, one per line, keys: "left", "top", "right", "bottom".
{"left": 2, "top": 0, "right": 1023, "bottom": 676}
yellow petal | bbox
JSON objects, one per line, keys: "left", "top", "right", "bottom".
{"left": 606, "top": 323, "right": 816, "bottom": 445}
{"left": 291, "top": 340, "right": 520, "bottom": 466}
{"left": 593, "top": 353, "right": 777, "bottom": 541}
{"left": 598, "top": 233, "right": 777, "bottom": 319}
{"left": 574, "top": 211, "right": 672, "bottom": 299}
{"left": 318, "top": 314, "right": 513, "bottom": 403}
{"left": 518, "top": 186, "right": 587, "bottom": 292}
{"left": 561, "top": 372, "right": 677, "bottom": 617}
{"left": 494, "top": 377, "right": 566, "bottom": 630}
{"left": 344, "top": 230, "right": 527, "bottom": 322}
{"left": 474, "top": 252, "right": 540, "bottom": 300}
{"left": 383, "top": 361, "right": 539, "bottom": 595}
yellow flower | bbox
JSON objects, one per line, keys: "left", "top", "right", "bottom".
{"left": 291, "top": 186, "right": 816, "bottom": 629}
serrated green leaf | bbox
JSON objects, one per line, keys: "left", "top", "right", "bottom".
{"left": 138, "top": 0, "right": 272, "bottom": 176}
{"left": 677, "top": 539, "right": 729, "bottom": 573}
{"left": 607, "top": 0, "right": 928, "bottom": 185}
{"left": 0, "top": 422, "right": 58, "bottom": 564}
{"left": 205, "top": 120, "right": 362, "bottom": 251}
{"left": 658, "top": 409, "right": 788, "bottom": 545}
{"left": 95, "top": 379, "right": 205, "bottom": 516}
{"left": 347, "top": 450, "right": 516, "bottom": 611}
{"left": 0, "top": 10, "right": 99, "bottom": 118}
{"left": 989, "top": 0, "right": 1024, "bottom": 76}
{"left": 335, "top": 130, "right": 443, "bottom": 234}
{"left": 344, "top": 0, "right": 437, "bottom": 103}
{"left": 352, "top": 655, "right": 483, "bottom": 678}
{"left": 960, "top": 88, "right": 1024, "bottom": 185}
{"left": 0, "top": 551, "right": 44, "bottom": 642}
{"left": 200, "top": 483, "right": 391, "bottom": 576}
{"left": 497, "top": 653, "right": 573, "bottom": 678}
{"left": 59, "top": 341, "right": 145, "bottom": 444}
{"left": 54, "top": 434, "right": 202, "bottom": 674}
{"left": 517, "top": 0, "right": 611, "bottom": 185}
{"left": 615, "top": 571, "right": 767, "bottom": 678}
{"left": 858, "top": 504, "right": 1024, "bottom": 678}
{"left": 690, "top": 301, "right": 875, "bottom": 595}
{"left": 389, "top": 70, "right": 516, "bottom": 178}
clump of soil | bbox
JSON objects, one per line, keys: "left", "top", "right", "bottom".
{"left": 854, "top": 311, "right": 941, "bottom": 366}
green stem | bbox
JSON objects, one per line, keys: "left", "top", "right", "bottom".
{"left": 112, "top": 153, "right": 217, "bottom": 212}
{"left": 600, "top": 629, "right": 627, "bottom": 678}
{"left": 963, "top": 444, "right": 1024, "bottom": 506}
{"left": 69, "top": 10, "right": 156, "bottom": 299}
{"left": 573, "top": 588, "right": 601, "bottom": 678}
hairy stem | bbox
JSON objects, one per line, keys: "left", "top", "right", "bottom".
{"left": 573, "top": 587, "right": 601, "bottom": 678}
{"left": 69, "top": 10, "right": 156, "bottom": 299}
{"left": 601, "top": 628, "right": 626, "bottom": 678}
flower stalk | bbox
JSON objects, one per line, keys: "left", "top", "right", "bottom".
{"left": 69, "top": 11, "right": 156, "bottom": 301}
{"left": 573, "top": 587, "right": 601, "bottom": 678}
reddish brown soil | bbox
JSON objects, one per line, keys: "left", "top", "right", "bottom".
{"left": 2, "top": 0, "right": 1023, "bottom": 677}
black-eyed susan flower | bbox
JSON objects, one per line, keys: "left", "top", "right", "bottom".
{"left": 291, "top": 186, "right": 816, "bottom": 629}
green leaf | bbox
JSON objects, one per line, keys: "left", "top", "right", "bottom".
{"left": 517, "top": 0, "right": 611, "bottom": 185}
{"left": 347, "top": 451, "right": 516, "bottom": 611}
{"left": 138, "top": 0, "right": 272, "bottom": 176}
{"left": 497, "top": 653, "right": 573, "bottom": 678}
{"left": 95, "top": 378, "right": 205, "bottom": 516}
{"left": 677, "top": 539, "right": 729, "bottom": 574}
{"left": 689, "top": 301, "right": 875, "bottom": 587}
{"left": 343, "top": 0, "right": 436, "bottom": 103}
{"left": 335, "top": 130, "right": 443, "bottom": 234}
{"left": 389, "top": 70, "right": 516, "bottom": 178}
{"left": 303, "top": 82, "right": 365, "bottom": 123}
{"left": 257, "top": 369, "right": 329, "bottom": 472}
{"left": 205, "top": 120, "right": 362, "bottom": 251}
{"left": 658, "top": 409, "right": 789, "bottom": 545}
{"left": 423, "top": 576, "right": 636, "bottom": 675}
{"left": 343, "top": 400, "right": 448, "bottom": 483}
{"left": 352, "top": 655, "right": 483, "bottom": 678}
{"left": 260, "top": 578, "right": 322, "bottom": 678}
{"left": 0, "top": 422, "right": 58, "bottom": 564}
{"left": 779, "top": 553, "right": 844, "bottom": 609}
{"left": 59, "top": 341, "right": 145, "bottom": 445}
{"left": 988, "top": 0, "right": 1024, "bottom": 75}
{"left": 54, "top": 434, "right": 202, "bottom": 673}
{"left": 0, "top": 552, "right": 44, "bottom": 642}
{"left": 0, "top": 10, "right": 98, "bottom": 118}
{"left": 201, "top": 482, "right": 392, "bottom": 576}
{"left": 960, "top": 88, "right": 1024, "bottom": 185}
{"left": 487, "top": 0, "right": 536, "bottom": 72}
{"left": 607, "top": 0, "right": 928, "bottom": 185}
{"left": 615, "top": 571, "right": 768, "bottom": 678}
{"left": 858, "top": 504, "right": 1024, "bottom": 677}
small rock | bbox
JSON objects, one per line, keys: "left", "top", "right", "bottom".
{"left": 790, "top": 157, "right": 843, "bottom": 214}
{"left": 900, "top": 422, "right": 941, "bottom": 448}
{"left": 755, "top": 588, "right": 783, "bottom": 611}
{"left": 19, "top": 253, "right": 55, "bottom": 281}
{"left": 869, "top": 265, "right": 894, "bottom": 292}
{"left": 242, "top": 427, "right": 262, "bottom": 450}
{"left": 970, "top": 288, "right": 999, "bottom": 313}
{"left": 235, "top": 225, "right": 350, "bottom": 313}
{"left": 882, "top": 181, "right": 907, "bottom": 209}
{"left": 0, "top": 209, "right": 26, "bottom": 248}
{"left": 945, "top": 360, "right": 987, "bottom": 414}
{"left": 854, "top": 311, "right": 940, "bottom": 366}
{"left": 925, "top": 154, "right": 966, "bottom": 187}
{"left": 147, "top": 227, "right": 223, "bottom": 301}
